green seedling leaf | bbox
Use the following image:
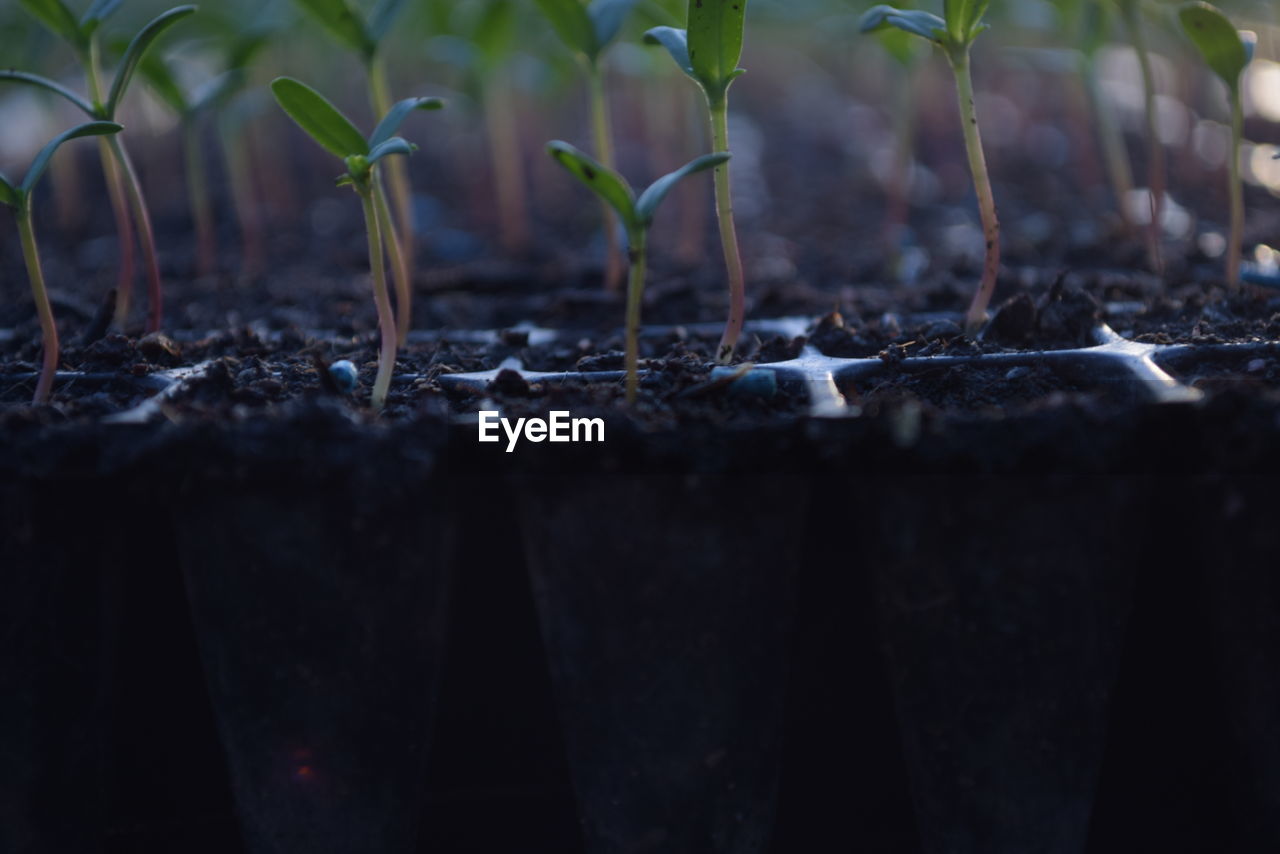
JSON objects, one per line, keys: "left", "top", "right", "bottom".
{"left": 81, "top": 0, "right": 123, "bottom": 35}
{"left": 546, "top": 139, "right": 636, "bottom": 229}
{"left": 368, "top": 0, "right": 411, "bottom": 42}
{"left": 944, "top": 0, "right": 990, "bottom": 43}
{"left": 534, "top": 0, "right": 599, "bottom": 60}
{"left": 22, "top": 121, "right": 122, "bottom": 194}
{"left": 18, "top": 0, "right": 83, "bottom": 48}
{"left": 688, "top": 0, "right": 749, "bottom": 100}
{"left": 634, "top": 151, "right": 730, "bottom": 224}
{"left": 136, "top": 52, "right": 190, "bottom": 114}
{"left": 643, "top": 26, "right": 693, "bottom": 78}
{"left": 106, "top": 6, "right": 199, "bottom": 118}
{"left": 859, "top": 6, "right": 946, "bottom": 44}
{"left": 369, "top": 96, "right": 445, "bottom": 148}
{"left": 1179, "top": 2, "right": 1252, "bottom": 89}
{"left": 293, "top": 0, "right": 376, "bottom": 59}
{"left": 228, "top": 32, "right": 271, "bottom": 70}
{"left": 272, "top": 77, "right": 369, "bottom": 158}
{"left": 589, "top": 0, "right": 641, "bottom": 51}
{"left": 368, "top": 137, "right": 417, "bottom": 165}
{"left": 0, "top": 70, "right": 96, "bottom": 115}
{"left": 0, "top": 175, "right": 20, "bottom": 209}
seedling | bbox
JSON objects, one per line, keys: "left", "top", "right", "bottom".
{"left": 0, "top": 122, "right": 123, "bottom": 404}
{"left": 860, "top": 2, "right": 1001, "bottom": 333}
{"left": 1115, "top": 0, "right": 1165, "bottom": 272}
{"left": 546, "top": 140, "right": 729, "bottom": 403}
{"left": 4, "top": 2, "right": 198, "bottom": 331}
{"left": 1179, "top": 1, "right": 1254, "bottom": 292}
{"left": 291, "top": 0, "right": 420, "bottom": 335}
{"left": 271, "top": 76, "right": 443, "bottom": 412}
{"left": 645, "top": 0, "right": 750, "bottom": 363}
{"left": 135, "top": 33, "right": 268, "bottom": 276}
{"left": 534, "top": 0, "right": 641, "bottom": 291}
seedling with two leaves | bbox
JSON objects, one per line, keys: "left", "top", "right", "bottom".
{"left": 1179, "top": 1, "right": 1254, "bottom": 292}
{"left": 0, "top": 122, "right": 123, "bottom": 404}
{"left": 645, "top": 0, "right": 750, "bottom": 363}
{"left": 291, "top": 0, "right": 420, "bottom": 324}
{"left": 535, "top": 0, "right": 641, "bottom": 291}
{"left": 546, "top": 141, "right": 729, "bottom": 404}
{"left": 860, "top": 1, "right": 1000, "bottom": 333}
{"left": 3, "top": 2, "right": 197, "bottom": 332}
{"left": 270, "top": 77, "right": 443, "bottom": 412}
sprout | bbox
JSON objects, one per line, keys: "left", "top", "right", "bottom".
{"left": 0, "top": 121, "right": 124, "bottom": 404}
{"left": 534, "top": 0, "right": 641, "bottom": 292}
{"left": 2, "top": 3, "right": 198, "bottom": 332}
{"left": 546, "top": 140, "right": 729, "bottom": 403}
{"left": 860, "top": 1, "right": 1000, "bottom": 333}
{"left": 134, "top": 32, "right": 268, "bottom": 277}
{"left": 1115, "top": 0, "right": 1166, "bottom": 273}
{"left": 271, "top": 77, "right": 443, "bottom": 412}
{"left": 1179, "top": 1, "right": 1254, "bottom": 293}
{"left": 645, "top": 0, "right": 750, "bottom": 363}
{"left": 291, "top": 0, "right": 420, "bottom": 343}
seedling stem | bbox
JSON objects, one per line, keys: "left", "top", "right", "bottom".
{"left": 1124, "top": 6, "right": 1165, "bottom": 273}
{"left": 1081, "top": 54, "right": 1136, "bottom": 236}
{"left": 16, "top": 208, "right": 59, "bottom": 405}
{"left": 1228, "top": 85, "right": 1244, "bottom": 291}
{"left": 369, "top": 58, "right": 416, "bottom": 276}
{"left": 588, "top": 63, "right": 625, "bottom": 292}
{"left": 624, "top": 232, "right": 648, "bottom": 403}
{"left": 709, "top": 100, "right": 746, "bottom": 362}
{"left": 105, "top": 132, "right": 165, "bottom": 334}
{"left": 948, "top": 48, "right": 1000, "bottom": 333}
{"left": 358, "top": 185, "right": 398, "bottom": 412}
{"left": 184, "top": 121, "right": 216, "bottom": 276}
{"left": 372, "top": 175, "right": 413, "bottom": 344}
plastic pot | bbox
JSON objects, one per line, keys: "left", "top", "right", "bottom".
{"left": 517, "top": 473, "right": 806, "bottom": 854}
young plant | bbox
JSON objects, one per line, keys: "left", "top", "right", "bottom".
{"left": 4, "top": 2, "right": 198, "bottom": 332}
{"left": 645, "top": 0, "right": 750, "bottom": 363}
{"left": 0, "top": 121, "right": 123, "bottom": 404}
{"left": 860, "top": 2, "right": 1000, "bottom": 333}
{"left": 546, "top": 140, "right": 729, "bottom": 403}
{"left": 1179, "top": 1, "right": 1254, "bottom": 293}
{"left": 135, "top": 33, "right": 268, "bottom": 277}
{"left": 534, "top": 0, "right": 641, "bottom": 291}
{"left": 1115, "top": 0, "right": 1165, "bottom": 272}
{"left": 291, "top": 0, "right": 420, "bottom": 335}
{"left": 270, "top": 77, "right": 442, "bottom": 412}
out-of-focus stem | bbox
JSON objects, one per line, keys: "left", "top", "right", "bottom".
{"left": 1227, "top": 85, "right": 1244, "bottom": 292}
{"left": 949, "top": 49, "right": 1001, "bottom": 333}
{"left": 884, "top": 64, "right": 917, "bottom": 260}
{"left": 483, "top": 70, "right": 531, "bottom": 254}
{"left": 373, "top": 175, "right": 412, "bottom": 345}
{"left": 1126, "top": 9, "right": 1165, "bottom": 273}
{"left": 87, "top": 37, "right": 136, "bottom": 328}
{"left": 709, "top": 100, "right": 745, "bottom": 364}
{"left": 17, "top": 205, "right": 59, "bottom": 404}
{"left": 106, "top": 133, "right": 164, "bottom": 332}
{"left": 184, "top": 120, "right": 216, "bottom": 277}
{"left": 220, "top": 123, "right": 263, "bottom": 277}
{"left": 675, "top": 87, "right": 708, "bottom": 266}
{"left": 588, "top": 62, "right": 624, "bottom": 292}
{"left": 359, "top": 186, "right": 397, "bottom": 412}
{"left": 1082, "top": 54, "right": 1136, "bottom": 235}
{"left": 369, "top": 58, "right": 415, "bottom": 277}
{"left": 624, "top": 231, "right": 647, "bottom": 405}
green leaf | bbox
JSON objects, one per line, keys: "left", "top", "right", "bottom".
{"left": 0, "top": 70, "right": 96, "bottom": 116}
{"left": 688, "top": 0, "right": 749, "bottom": 102}
{"left": 106, "top": 6, "right": 199, "bottom": 119}
{"left": 228, "top": 32, "right": 271, "bottom": 70}
{"left": 1079, "top": 0, "right": 1111, "bottom": 60}
{"left": 18, "top": 0, "right": 83, "bottom": 48}
{"left": 190, "top": 70, "right": 245, "bottom": 114}
{"left": 271, "top": 76, "right": 369, "bottom": 158}
{"left": 0, "top": 174, "right": 20, "bottom": 209}
{"left": 369, "top": 96, "right": 444, "bottom": 148}
{"left": 368, "top": 137, "right": 417, "bottom": 165}
{"left": 292, "top": 0, "right": 376, "bottom": 59}
{"left": 635, "top": 151, "right": 729, "bottom": 224}
{"left": 643, "top": 26, "right": 693, "bottom": 78}
{"left": 859, "top": 6, "right": 946, "bottom": 44}
{"left": 534, "top": 0, "right": 599, "bottom": 61}
{"left": 136, "top": 52, "right": 190, "bottom": 115}
{"left": 545, "top": 140, "right": 637, "bottom": 229}
{"left": 80, "top": 0, "right": 123, "bottom": 36}
{"left": 21, "top": 121, "right": 122, "bottom": 194}
{"left": 1179, "top": 2, "right": 1251, "bottom": 89}
{"left": 943, "top": 0, "right": 990, "bottom": 44}
{"left": 368, "top": 0, "right": 410, "bottom": 42}
{"left": 588, "top": 0, "right": 640, "bottom": 51}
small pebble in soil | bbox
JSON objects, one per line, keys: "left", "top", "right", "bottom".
{"left": 489, "top": 368, "right": 534, "bottom": 397}
{"left": 329, "top": 360, "right": 359, "bottom": 393}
